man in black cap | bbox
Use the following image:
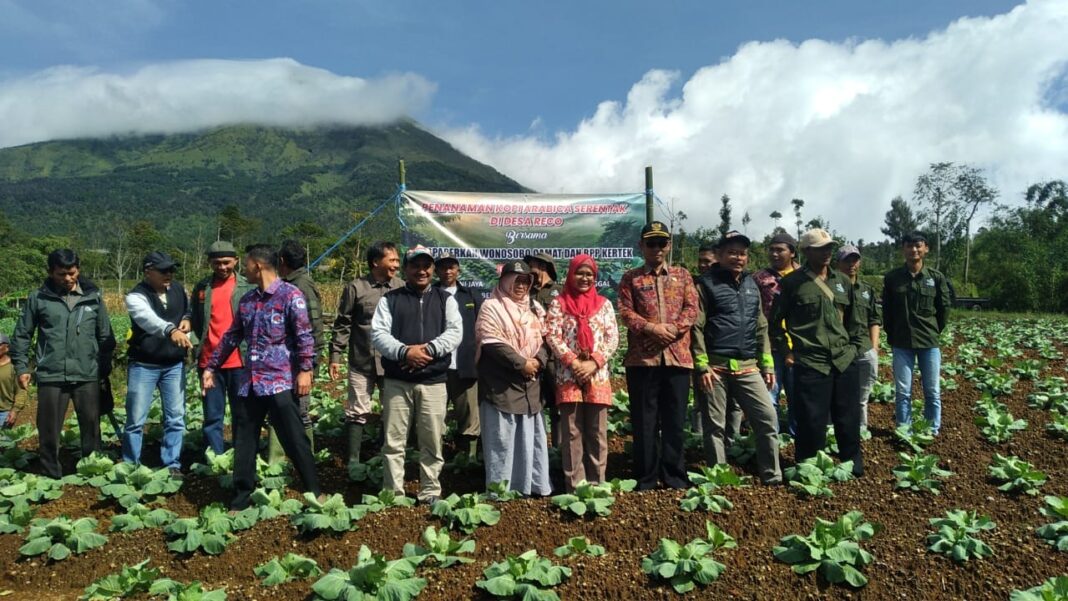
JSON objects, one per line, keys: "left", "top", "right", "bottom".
{"left": 122, "top": 251, "right": 192, "bottom": 476}
{"left": 434, "top": 251, "right": 483, "bottom": 461}
{"left": 882, "top": 232, "right": 951, "bottom": 435}
{"left": 691, "top": 232, "right": 781, "bottom": 483}
{"left": 619, "top": 221, "right": 698, "bottom": 490}
{"left": 191, "top": 240, "right": 254, "bottom": 456}
{"left": 10, "top": 249, "right": 116, "bottom": 478}
{"left": 753, "top": 231, "right": 801, "bottom": 434}
{"left": 524, "top": 251, "right": 562, "bottom": 448}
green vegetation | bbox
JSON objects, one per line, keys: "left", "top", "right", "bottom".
{"left": 551, "top": 481, "right": 619, "bottom": 517}
{"left": 892, "top": 452, "right": 953, "bottom": 495}
{"left": 642, "top": 521, "right": 737, "bottom": 593}
{"left": 81, "top": 560, "right": 160, "bottom": 600}
{"left": 554, "top": 536, "right": 606, "bottom": 558}
{"left": 784, "top": 451, "right": 855, "bottom": 497}
{"left": 773, "top": 511, "right": 879, "bottom": 588}
{"left": 476, "top": 550, "right": 571, "bottom": 601}
{"left": 19, "top": 516, "right": 108, "bottom": 561}
{"left": 926, "top": 509, "right": 995, "bottom": 563}
{"left": 988, "top": 454, "right": 1047, "bottom": 495}
{"left": 311, "top": 545, "right": 425, "bottom": 601}
{"left": 253, "top": 553, "right": 323, "bottom": 586}
{"left": 430, "top": 493, "right": 501, "bottom": 534}
{"left": 291, "top": 493, "right": 366, "bottom": 534}
{"left": 402, "top": 526, "right": 477, "bottom": 568}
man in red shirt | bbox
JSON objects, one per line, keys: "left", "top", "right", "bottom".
{"left": 619, "top": 221, "right": 699, "bottom": 490}
{"left": 191, "top": 241, "right": 254, "bottom": 456}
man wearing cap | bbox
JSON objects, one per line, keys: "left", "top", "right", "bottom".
{"left": 191, "top": 241, "right": 254, "bottom": 456}
{"left": 619, "top": 221, "right": 699, "bottom": 490}
{"left": 10, "top": 249, "right": 116, "bottom": 478}
{"left": 122, "top": 251, "right": 192, "bottom": 476}
{"left": 837, "top": 245, "right": 881, "bottom": 431}
{"left": 753, "top": 232, "right": 800, "bottom": 434}
{"left": 525, "top": 251, "right": 561, "bottom": 447}
{"left": 330, "top": 241, "right": 404, "bottom": 471}
{"left": 691, "top": 232, "right": 781, "bottom": 483}
{"left": 434, "top": 252, "right": 483, "bottom": 462}
{"left": 882, "top": 232, "right": 951, "bottom": 435}
{"left": 770, "top": 229, "right": 866, "bottom": 476}
{"left": 371, "top": 246, "right": 463, "bottom": 504}
{"left": 266, "top": 239, "right": 326, "bottom": 460}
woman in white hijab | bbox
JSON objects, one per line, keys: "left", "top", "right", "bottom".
{"left": 475, "top": 260, "right": 551, "bottom": 496}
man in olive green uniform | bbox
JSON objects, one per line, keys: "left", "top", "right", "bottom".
{"left": 837, "top": 245, "right": 881, "bottom": 430}
{"left": 882, "top": 232, "right": 951, "bottom": 435}
{"left": 525, "top": 252, "right": 561, "bottom": 447}
{"left": 268, "top": 239, "right": 326, "bottom": 459}
{"left": 770, "top": 229, "right": 866, "bottom": 476}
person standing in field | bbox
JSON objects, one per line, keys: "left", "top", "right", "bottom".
{"left": 434, "top": 252, "right": 483, "bottom": 463}
{"left": 770, "top": 229, "right": 866, "bottom": 476}
{"left": 267, "top": 239, "right": 325, "bottom": 459}
{"left": 619, "top": 221, "right": 699, "bottom": 490}
{"left": 882, "top": 232, "right": 951, "bottom": 435}
{"left": 525, "top": 252, "right": 562, "bottom": 448}
{"left": 0, "top": 333, "right": 29, "bottom": 429}
{"left": 544, "top": 254, "right": 619, "bottom": 491}
{"left": 836, "top": 245, "right": 881, "bottom": 431}
{"left": 122, "top": 251, "right": 192, "bottom": 477}
{"left": 371, "top": 246, "right": 462, "bottom": 504}
{"left": 10, "top": 249, "right": 116, "bottom": 478}
{"left": 753, "top": 232, "right": 800, "bottom": 434}
{"left": 329, "top": 241, "right": 404, "bottom": 471}
{"left": 691, "top": 232, "right": 781, "bottom": 484}
{"left": 191, "top": 241, "right": 254, "bottom": 456}
{"left": 476, "top": 260, "right": 552, "bottom": 497}
{"left": 202, "top": 244, "right": 320, "bottom": 510}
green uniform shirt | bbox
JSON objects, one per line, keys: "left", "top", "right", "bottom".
{"left": 0, "top": 362, "right": 28, "bottom": 412}
{"left": 769, "top": 266, "right": 865, "bottom": 375}
{"left": 849, "top": 279, "right": 882, "bottom": 352}
{"left": 282, "top": 267, "right": 325, "bottom": 357}
{"left": 881, "top": 264, "right": 950, "bottom": 349}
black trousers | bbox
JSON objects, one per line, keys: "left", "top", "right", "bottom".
{"left": 231, "top": 391, "right": 320, "bottom": 509}
{"left": 626, "top": 366, "right": 690, "bottom": 490}
{"left": 793, "top": 360, "right": 864, "bottom": 476}
{"left": 37, "top": 382, "right": 100, "bottom": 479}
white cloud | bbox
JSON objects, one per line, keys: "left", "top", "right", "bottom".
{"left": 0, "top": 58, "right": 436, "bottom": 148}
{"left": 439, "top": 0, "right": 1068, "bottom": 242}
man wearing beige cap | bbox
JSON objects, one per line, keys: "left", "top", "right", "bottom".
{"left": 770, "top": 229, "right": 866, "bottom": 476}
{"left": 836, "top": 245, "right": 881, "bottom": 431}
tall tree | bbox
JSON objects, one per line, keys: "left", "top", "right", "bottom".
{"left": 717, "top": 194, "right": 732, "bottom": 237}
{"left": 881, "top": 196, "right": 919, "bottom": 244}
{"left": 791, "top": 198, "right": 805, "bottom": 240}
{"left": 913, "top": 162, "right": 963, "bottom": 271}
{"left": 218, "top": 204, "right": 261, "bottom": 249}
{"left": 1025, "top": 180, "right": 1068, "bottom": 211}
{"left": 769, "top": 210, "right": 783, "bottom": 230}
{"left": 741, "top": 211, "right": 752, "bottom": 234}
{"left": 954, "top": 165, "right": 998, "bottom": 285}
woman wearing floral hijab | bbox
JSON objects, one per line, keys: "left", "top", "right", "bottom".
{"left": 545, "top": 254, "right": 619, "bottom": 492}
{"left": 475, "top": 261, "right": 552, "bottom": 496}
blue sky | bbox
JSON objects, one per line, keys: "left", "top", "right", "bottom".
{"left": 0, "top": 0, "right": 1026, "bottom": 137}
{"left": 1, "top": 0, "right": 1064, "bottom": 240}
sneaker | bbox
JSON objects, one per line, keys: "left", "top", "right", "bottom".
{"left": 168, "top": 467, "right": 185, "bottom": 480}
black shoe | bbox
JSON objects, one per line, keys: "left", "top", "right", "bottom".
{"left": 168, "top": 467, "right": 185, "bottom": 480}
{"left": 421, "top": 496, "right": 440, "bottom": 506}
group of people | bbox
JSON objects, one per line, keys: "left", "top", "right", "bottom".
{"left": 1, "top": 220, "right": 951, "bottom": 509}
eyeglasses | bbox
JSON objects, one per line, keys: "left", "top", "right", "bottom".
{"left": 644, "top": 239, "right": 669, "bottom": 249}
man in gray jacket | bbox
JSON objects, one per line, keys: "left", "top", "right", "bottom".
{"left": 371, "top": 246, "right": 462, "bottom": 504}
{"left": 11, "top": 249, "right": 116, "bottom": 478}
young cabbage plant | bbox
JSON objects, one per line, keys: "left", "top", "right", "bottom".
{"left": 402, "top": 526, "right": 477, "bottom": 568}
{"left": 476, "top": 549, "right": 572, "bottom": 601}
{"left": 773, "top": 511, "right": 879, "bottom": 588}
{"left": 431, "top": 492, "right": 501, "bottom": 534}
{"left": 642, "top": 521, "right": 736, "bottom": 594}
{"left": 926, "top": 509, "right": 996, "bottom": 563}
{"left": 311, "top": 545, "right": 426, "bottom": 601}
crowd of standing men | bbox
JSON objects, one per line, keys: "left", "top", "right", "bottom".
{"left": 0, "top": 221, "right": 951, "bottom": 509}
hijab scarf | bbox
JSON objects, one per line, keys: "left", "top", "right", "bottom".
{"left": 556, "top": 254, "right": 607, "bottom": 354}
{"left": 476, "top": 272, "right": 544, "bottom": 359}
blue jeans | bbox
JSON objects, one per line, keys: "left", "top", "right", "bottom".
{"left": 892, "top": 347, "right": 942, "bottom": 434}
{"left": 771, "top": 350, "right": 797, "bottom": 435}
{"left": 201, "top": 367, "right": 243, "bottom": 455}
{"left": 122, "top": 361, "right": 185, "bottom": 469}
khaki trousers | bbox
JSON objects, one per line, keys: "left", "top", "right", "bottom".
{"left": 558, "top": 402, "right": 608, "bottom": 492}
{"left": 701, "top": 369, "right": 781, "bottom": 483}
{"left": 380, "top": 378, "right": 447, "bottom": 501}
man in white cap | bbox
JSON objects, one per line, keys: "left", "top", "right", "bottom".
{"left": 836, "top": 244, "right": 881, "bottom": 431}
{"left": 770, "top": 229, "right": 866, "bottom": 476}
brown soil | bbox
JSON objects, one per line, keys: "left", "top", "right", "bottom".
{"left": 1, "top": 335, "right": 1067, "bottom": 600}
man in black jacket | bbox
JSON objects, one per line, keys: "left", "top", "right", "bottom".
{"left": 122, "top": 252, "right": 192, "bottom": 476}
{"left": 371, "top": 246, "right": 463, "bottom": 504}
{"left": 11, "top": 249, "right": 116, "bottom": 478}
{"left": 434, "top": 252, "right": 483, "bottom": 461}
{"left": 691, "top": 232, "right": 781, "bottom": 484}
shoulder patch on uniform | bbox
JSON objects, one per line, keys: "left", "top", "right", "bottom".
{"left": 834, "top": 282, "right": 845, "bottom": 293}
{"left": 925, "top": 278, "right": 935, "bottom": 287}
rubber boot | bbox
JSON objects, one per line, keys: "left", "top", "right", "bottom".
{"left": 347, "top": 423, "right": 363, "bottom": 469}
{"left": 267, "top": 426, "right": 286, "bottom": 464}
{"left": 305, "top": 426, "right": 315, "bottom": 455}
{"left": 467, "top": 437, "right": 479, "bottom": 464}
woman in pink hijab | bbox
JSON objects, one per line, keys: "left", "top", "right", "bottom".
{"left": 544, "top": 254, "right": 619, "bottom": 492}
{"left": 475, "top": 260, "right": 551, "bottom": 496}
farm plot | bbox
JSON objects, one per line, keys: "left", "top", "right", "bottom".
{"left": 0, "top": 316, "right": 1067, "bottom": 600}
